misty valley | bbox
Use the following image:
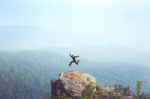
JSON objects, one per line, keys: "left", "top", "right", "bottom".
{"left": 0, "top": 49, "right": 150, "bottom": 99}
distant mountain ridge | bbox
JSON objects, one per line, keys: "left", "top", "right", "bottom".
{"left": 41, "top": 45, "right": 150, "bottom": 65}
{"left": 0, "top": 25, "right": 71, "bottom": 50}
{"left": 0, "top": 25, "right": 42, "bottom": 50}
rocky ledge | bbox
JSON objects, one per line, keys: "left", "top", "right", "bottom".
{"left": 51, "top": 70, "right": 96, "bottom": 97}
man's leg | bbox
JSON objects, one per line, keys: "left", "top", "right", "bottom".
{"left": 76, "top": 60, "right": 80, "bottom": 65}
{"left": 69, "top": 61, "right": 74, "bottom": 66}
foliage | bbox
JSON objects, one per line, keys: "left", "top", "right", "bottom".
{"left": 136, "top": 80, "right": 143, "bottom": 99}
{"left": 0, "top": 51, "right": 66, "bottom": 99}
{"left": 82, "top": 82, "right": 96, "bottom": 99}
{"left": 82, "top": 96, "right": 88, "bottom": 99}
{"left": 0, "top": 51, "right": 149, "bottom": 99}
{"left": 96, "top": 84, "right": 103, "bottom": 91}
{"left": 114, "top": 84, "right": 131, "bottom": 96}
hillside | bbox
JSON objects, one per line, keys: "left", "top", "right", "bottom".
{"left": 0, "top": 51, "right": 67, "bottom": 99}
{"left": 0, "top": 51, "right": 150, "bottom": 99}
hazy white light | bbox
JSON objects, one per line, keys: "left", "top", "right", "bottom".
{"left": 18, "top": 0, "right": 118, "bottom": 5}
{"left": 18, "top": 0, "right": 150, "bottom": 6}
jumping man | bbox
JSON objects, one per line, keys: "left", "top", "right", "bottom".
{"left": 69, "top": 54, "right": 80, "bottom": 66}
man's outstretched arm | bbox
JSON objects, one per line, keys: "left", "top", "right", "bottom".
{"left": 70, "top": 54, "right": 73, "bottom": 57}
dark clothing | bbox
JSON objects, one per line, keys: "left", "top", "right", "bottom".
{"left": 69, "top": 54, "right": 80, "bottom": 66}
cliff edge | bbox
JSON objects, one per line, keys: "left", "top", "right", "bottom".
{"left": 51, "top": 70, "right": 96, "bottom": 98}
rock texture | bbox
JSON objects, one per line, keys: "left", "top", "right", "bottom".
{"left": 51, "top": 70, "right": 96, "bottom": 97}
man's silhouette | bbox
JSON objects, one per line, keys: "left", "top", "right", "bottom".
{"left": 69, "top": 54, "right": 80, "bottom": 66}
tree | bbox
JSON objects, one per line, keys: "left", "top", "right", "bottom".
{"left": 114, "top": 84, "right": 131, "bottom": 96}
{"left": 82, "top": 82, "right": 96, "bottom": 99}
{"left": 136, "top": 80, "right": 143, "bottom": 99}
{"left": 123, "top": 86, "right": 131, "bottom": 96}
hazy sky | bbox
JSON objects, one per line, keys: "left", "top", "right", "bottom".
{"left": 0, "top": 0, "right": 150, "bottom": 52}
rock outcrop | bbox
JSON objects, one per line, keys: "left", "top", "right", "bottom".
{"left": 50, "top": 70, "right": 131, "bottom": 99}
{"left": 51, "top": 70, "right": 96, "bottom": 97}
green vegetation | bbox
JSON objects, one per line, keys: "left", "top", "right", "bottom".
{"left": 82, "top": 82, "right": 97, "bottom": 99}
{"left": 114, "top": 84, "right": 131, "bottom": 96}
{"left": 0, "top": 51, "right": 149, "bottom": 99}
{"left": 0, "top": 51, "right": 66, "bottom": 99}
{"left": 136, "top": 80, "right": 143, "bottom": 99}
{"left": 96, "top": 84, "right": 103, "bottom": 91}
{"left": 50, "top": 83, "right": 103, "bottom": 99}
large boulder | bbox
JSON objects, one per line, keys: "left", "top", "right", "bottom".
{"left": 51, "top": 70, "right": 96, "bottom": 97}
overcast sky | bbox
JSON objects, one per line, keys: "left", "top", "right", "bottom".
{"left": 0, "top": 0, "right": 150, "bottom": 52}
